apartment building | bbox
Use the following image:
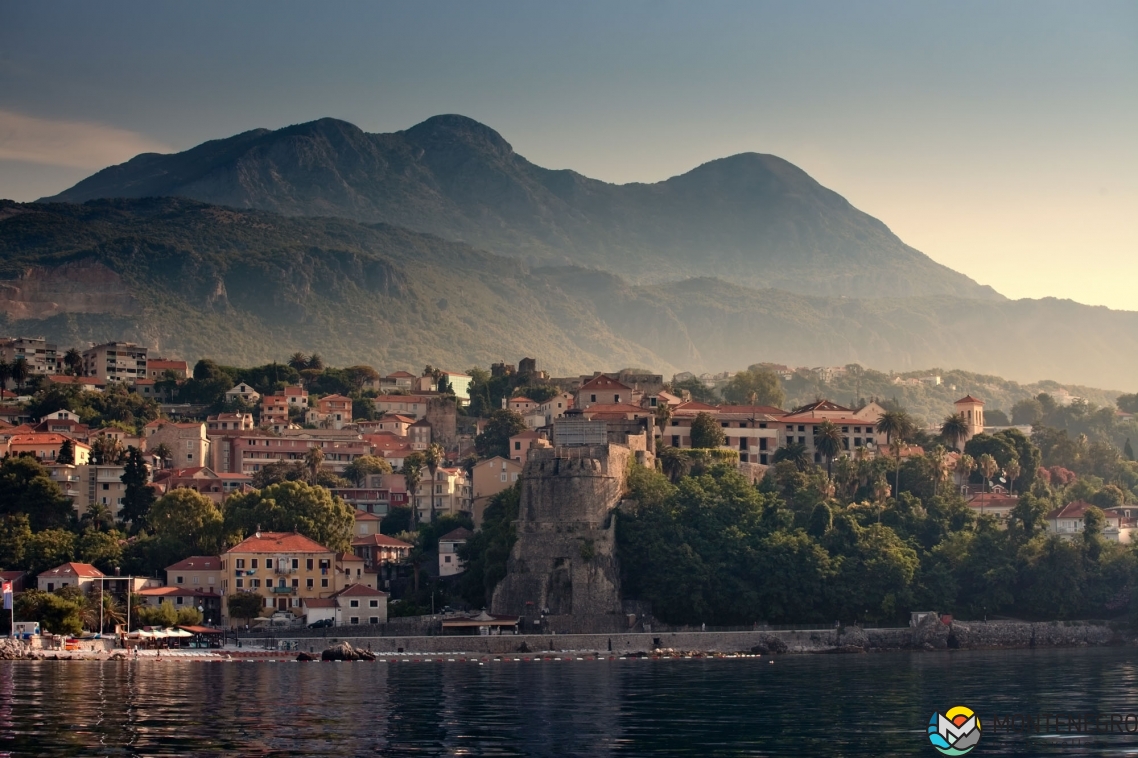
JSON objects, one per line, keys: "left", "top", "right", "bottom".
{"left": 82, "top": 341, "right": 148, "bottom": 383}
{"left": 220, "top": 531, "right": 349, "bottom": 621}
{"left": 144, "top": 420, "right": 210, "bottom": 469}
{"left": 0, "top": 337, "right": 58, "bottom": 374}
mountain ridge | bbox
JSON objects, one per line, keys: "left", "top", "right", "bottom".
{"left": 1, "top": 198, "right": 1136, "bottom": 390}
{"left": 42, "top": 114, "right": 1001, "bottom": 302}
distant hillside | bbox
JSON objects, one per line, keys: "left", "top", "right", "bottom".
{"left": 1, "top": 199, "right": 1136, "bottom": 390}
{"left": 42, "top": 115, "right": 1000, "bottom": 302}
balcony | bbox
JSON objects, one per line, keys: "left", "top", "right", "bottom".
{"left": 270, "top": 586, "right": 295, "bottom": 594}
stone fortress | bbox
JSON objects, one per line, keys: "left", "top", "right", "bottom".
{"left": 491, "top": 419, "right": 653, "bottom": 634}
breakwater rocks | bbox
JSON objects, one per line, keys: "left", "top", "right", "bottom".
{"left": 0, "top": 639, "right": 32, "bottom": 659}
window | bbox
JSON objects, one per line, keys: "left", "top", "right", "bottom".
{"left": 208, "top": 576, "right": 215, "bottom": 585}
{"left": 306, "top": 578, "right": 313, "bottom": 589}
{"left": 236, "top": 578, "right": 244, "bottom": 588}
{"left": 251, "top": 579, "right": 261, "bottom": 588}
{"left": 500, "top": 473, "right": 507, "bottom": 482}
{"left": 369, "top": 600, "right": 378, "bottom": 608}
{"left": 236, "top": 559, "right": 245, "bottom": 569}
{"left": 250, "top": 559, "right": 258, "bottom": 569}
{"left": 672, "top": 435, "right": 680, "bottom": 447}
{"left": 292, "top": 578, "right": 299, "bottom": 588}
{"left": 307, "top": 559, "right": 314, "bottom": 570}
{"left": 444, "top": 555, "right": 452, "bottom": 563}
{"left": 321, "top": 579, "right": 329, "bottom": 588}
{"left": 192, "top": 576, "right": 199, "bottom": 585}
{"left": 590, "top": 394, "right": 597, "bottom": 403}
{"left": 176, "top": 576, "right": 184, "bottom": 584}
{"left": 613, "top": 394, "right": 620, "bottom": 402}
{"left": 369, "top": 617, "right": 379, "bottom": 625}
{"left": 176, "top": 596, "right": 184, "bottom": 605}
{"left": 759, "top": 438, "right": 768, "bottom": 451}
{"left": 350, "top": 600, "right": 359, "bottom": 607}
{"left": 46, "top": 583, "right": 54, "bottom": 591}
{"left": 265, "top": 559, "right": 273, "bottom": 569}
{"left": 511, "top": 473, "right": 518, "bottom": 482}
{"left": 349, "top": 617, "right": 359, "bottom": 625}
{"left": 292, "top": 559, "right": 299, "bottom": 569}
{"left": 514, "top": 441, "right": 521, "bottom": 451}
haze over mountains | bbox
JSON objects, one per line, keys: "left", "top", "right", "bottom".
{"left": 44, "top": 115, "right": 998, "bottom": 301}
{"left": 1, "top": 114, "right": 1132, "bottom": 390}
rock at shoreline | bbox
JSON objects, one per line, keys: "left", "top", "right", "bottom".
{"left": 297, "top": 652, "right": 315, "bottom": 661}
{"left": 0, "top": 639, "right": 32, "bottom": 660}
{"left": 321, "top": 642, "right": 376, "bottom": 661}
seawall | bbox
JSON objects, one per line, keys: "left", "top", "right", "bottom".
{"left": 243, "top": 620, "right": 1128, "bottom": 656}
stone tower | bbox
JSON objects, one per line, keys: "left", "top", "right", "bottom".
{"left": 491, "top": 435, "right": 652, "bottom": 633}
{"left": 954, "top": 395, "right": 985, "bottom": 443}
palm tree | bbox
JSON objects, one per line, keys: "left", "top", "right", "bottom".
{"left": 1004, "top": 458, "right": 1021, "bottom": 495}
{"left": 873, "top": 477, "right": 891, "bottom": 504}
{"left": 422, "top": 443, "right": 445, "bottom": 522}
{"left": 654, "top": 403, "right": 672, "bottom": 437}
{"left": 10, "top": 357, "right": 28, "bottom": 393}
{"left": 152, "top": 443, "right": 173, "bottom": 470}
{"left": 402, "top": 452, "right": 425, "bottom": 525}
{"left": 303, "top": 446, "right": 325, "bottom": 484}
{"left": 940, "top": 413, "right": 970, "bottom": 451}
{"left": 954, "top": 453, "right": 975, "bottom": 491}
{"left": 978, "top": 453, "right": 999, "bottom": 493}
{"left": 813, "top": 420, "right": 843, "bottom": 477}
{"left": 288, "top": 353, "right": 309, "bottom": 371}
{"left": 876, "top": 410, "right": 913, "bottom": 496}
{"left": 64, "top": 348, "right": 83, "bottom": 376}
{"left": 657, "top": 445, "right": 688, "bottom": 483}
{"left": 0, "top": 360, "right": 9, "bottom": 393}
{"left": 930, "top": 446, "right": 952, "bottom": 496}
{"left": 307, "top": 353, "right": 324, "bottom": 370}
{"left": 81, "top": 503, "right": 114, "bottom": 532}
{"left": 772, "top": 440, "right": 811, "bottom": 472}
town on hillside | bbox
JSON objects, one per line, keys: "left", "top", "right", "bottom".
{"left": 2, "top": 340, "right": 1137, "bottom": 646}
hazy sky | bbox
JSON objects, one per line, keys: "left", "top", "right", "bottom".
{"left": 2, "top": 1, "right": 1135, "bottom": 310}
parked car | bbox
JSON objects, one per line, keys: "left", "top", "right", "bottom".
{"left": 308, "top": 618, "right": 333, "bottom": 629}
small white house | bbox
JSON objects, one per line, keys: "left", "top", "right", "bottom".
{"left": 438, "top": 527, "right": 473, "bottom": 577}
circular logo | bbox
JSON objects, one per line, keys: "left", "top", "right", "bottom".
{"left": 927, "top": 705, "right": 981, "bottom": 755}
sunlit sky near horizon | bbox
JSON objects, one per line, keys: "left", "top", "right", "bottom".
{"left": 2, "top": 1, "right": 1135, "bottom": 310}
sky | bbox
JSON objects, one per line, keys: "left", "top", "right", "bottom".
{"left": 2, "top": 1, "right": 1135, "bottom": 310}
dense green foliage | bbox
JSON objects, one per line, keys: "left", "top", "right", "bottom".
{"left": 223, "top": 481, "right": 355, "bottom": 554}
{"left": 456, "top": 486, "right": 520, "bottom": 607}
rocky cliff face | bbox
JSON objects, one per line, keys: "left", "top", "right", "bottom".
{"left": 492, "top": 443, "right": 650, "bottom": 632}
{"left": 0, "top": 260, "right": 139, "bottom": 319}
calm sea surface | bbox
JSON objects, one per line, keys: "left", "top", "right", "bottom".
{"left": 2, "top": 647, "right": 1137, "bottom": 756}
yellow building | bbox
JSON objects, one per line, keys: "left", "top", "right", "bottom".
{"left": 220, "top": 531, "right": 346, "bottom": 622}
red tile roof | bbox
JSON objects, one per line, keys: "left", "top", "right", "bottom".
{"left": 351, "top": 533, "right": 413, "bottom": 549}
{"left": 353, "top": 511, "right": 381, "bottom": 521}
{"left": 38, "top": 562, "right": 104, "bottom": 579}
{"left": 954, "top": 395, "right": 985, "bottom": 405}
{"left": 579, "top": 375, "right": 631, "bottom": 391}
{"left": 226, "top": 531, "right": 332, "bottom": 554}
{"left": 165, "top": 556, "right": 221, "bottom": 572}
{"left": 439, "top": 527, "right": 473, "bottom": 542}
{"left": 334, "top": 583, "right": 388, "bottom": 598}
{"left": 790, "top": 399, "right": 852, "bottom": 414}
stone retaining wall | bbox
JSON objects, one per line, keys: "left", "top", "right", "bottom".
{"left": 254, "top": 620, "right": 1128, "bottom": 656}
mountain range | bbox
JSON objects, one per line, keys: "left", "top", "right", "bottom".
{"left": 43, "top": 115, "right": 999, "bottom": 301}
{"left": 2, "top": 196, "right": 1137, "bottom": 390}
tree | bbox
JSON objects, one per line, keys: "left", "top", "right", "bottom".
{"left": 876, "top": 410, "right": 914, "bottom": 496}
{"left": 654, "top": 403, "right": 672, "bottom": 436}
{"left": 0, "top": 456, "right": 74, "bottom": 530}
{"left": 223, "top": 480, "right": 355, "bottom": 554}
{"left": 15, "top": 589, "right": 82, "bottom": 635}
{"left": 457, "top": 484, "right": 520, "bottom": 606}
{"left": 772, "top": 441, "right": 810, "bottom": 472}
{"left": 1091, "top": 484, "right": 1125, "bottom": 511}
{"left": 940, "top": 413, "right": 970, "bottom": 451}
{"left": 1116, "top": 393, "right": 1138, "bottom": 414}
{"left": 1004, "top": 459, "right": 1021, "bottom": 495}
{"left": 307, "top": 353, "right": 324, "bottom": 370}
{"left": 64, "top": 348, "right": 83, "bottom": 376}
{"left": 1125, "top": 438, "right": 1135, "bottom": 462}
{"left": 287, "top": 353, "right": 309, "bottom": 371}
{"left": 423, "top": 443, "right": 445, "bottom": 522}
{"left": 302, "top": 446, "right": 326, "bottom": 484}
{"left": 24, "top": 529, "right": 76, "bottom": 575}
{"left": 252, "top": 460, "right": 306, "bottom": 488}
{"left": 89, "top": 435, "right": 125, "bottom": 466}
{"left": 149, "top": 488, "right": 226, "bottom": 556}
{"left": 77, "top": 529, "right": 123, "bottom": 573}
{"left": 813, "top": 420, "right": 843, "bottom": 476}
{"left": 80, "top": 502, "right": 114, "bottom": 532}
{"left": 0, "top": 360, "right": 11, "bottom": 392}
{"left": 10, "top": 357, "right": 29, "bottom": 392}
{"left": 227, "top": 591, "right": 264, "bottom": 626}
{"left": 381, "top": 506, "right": 413, "bottom": 536}
{"left": 978, "top": 453, "right": 999, "bottom": 492}
{"left": 136, "top": 599, "right": 179, "bottom": 628}
{"left": 176, "top": 606, "right": 204, "bottom": 626}
{"left": 690, "top": 412, "right": 726, "bottom": 449}
{"left": 152, "top": 443, "right": 173, "bottom": 470}
{"left": 119, "top": 446, "right": 155, "bottom": 531}
{"left": 57, "top": 438, "right": 75, "bottom": 465}
{"left": 343, "top": 455, "right": 392, "bottom": 487}
{"left": 0, "top": 513, "right": 32, "bottom": 568}
{"left": 1011, "top": 398, "right": 1044, "bottom": 426}
{"left": 474, "top": 409, "right": 527, "bottom": 459}
{"left": 721, "top": 369, "right": 785, "bottom": 408}
{"left": 402, "top": 452, "right": 425, "bottom": 523}
{"left": 1083, "top": 505, "right": 1106, "bottom": 541}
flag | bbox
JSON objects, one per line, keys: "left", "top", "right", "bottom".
{"left": 2, "top": 581, "right": 12, "bottom": 610}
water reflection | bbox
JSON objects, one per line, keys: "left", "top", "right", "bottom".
{"left": 0, "top": 648, "right": 1136, "bottom": 756}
